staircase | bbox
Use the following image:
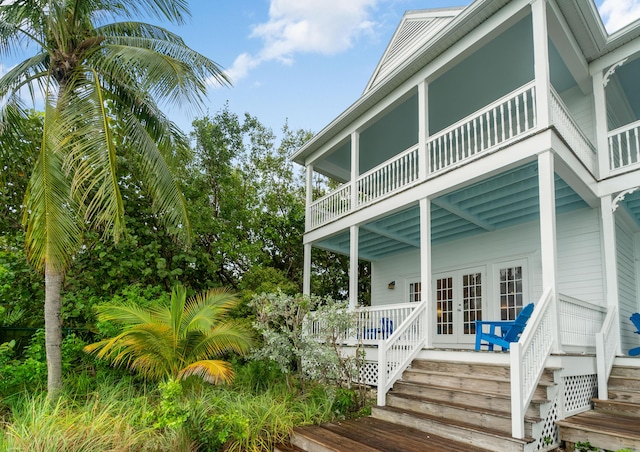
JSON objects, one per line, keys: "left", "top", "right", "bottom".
{"left": 278, "top": 359, "right": 558, "bottom": 452}
{"left": 557, "top": 364, "right": 640, "bottom": 451}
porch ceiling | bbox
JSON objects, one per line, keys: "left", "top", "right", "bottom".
{"left": 315, "top": 162, "right": 589, "bottom": 261}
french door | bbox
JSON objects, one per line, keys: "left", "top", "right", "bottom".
{"left": 433, "top": 267, "right": 484, "bottom": 344}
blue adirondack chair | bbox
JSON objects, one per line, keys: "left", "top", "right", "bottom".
{"left": 475, "top": 303, "right": 535, "bottom": 351}
{"left": 629, "top": 313, "right": 640, "bottom": 357}
{"left": 362, "top": 318, "right": 393, "bottom": 340}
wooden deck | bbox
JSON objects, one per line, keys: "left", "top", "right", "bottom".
{"left": 276, "top": 417, "right": 494, "bottom": 452}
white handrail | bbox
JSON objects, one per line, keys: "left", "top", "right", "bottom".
{"left": 608, "top": 119, "right": 640, "bottom": 172}
{"left": 559, "top": 294, "right": 606, "bottom": 348}
{"left": 510, "top": 288, "right": 554, "bottom": 439}
{"left": 549, "top": 88, "right": 597, "bottom": 174}
{"left": 596, "top": 305, "right": 619, "bottom": 400}
{"left": 377, "top": 301, "right": 427, "bottom": 406}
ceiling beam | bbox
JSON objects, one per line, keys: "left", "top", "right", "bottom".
{"left": 361, "top": 223, "right": 420, "bottom": 248}
{"left": 432, "top": 197, "right": 496, "bottom": 231}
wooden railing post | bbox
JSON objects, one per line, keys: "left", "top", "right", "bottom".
{"left": 377, "top": 340, "right": 387, "bottom": 406}
{"left": 510, "top": 342, "right": 524, "bottom": 438}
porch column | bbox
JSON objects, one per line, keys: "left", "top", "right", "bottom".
{"left": 592, "top": 70, "right": 609, "bottom": 179}
{"left": 538, "top": 151, "right": 562, "bottom": 352}
{"left": 601, "top": 195, "right": 621, "bottom": 309}
{"left": 351, "top": 131, "right": 359, "bottom": 210}
{"left": 305, "top": 164, "right": 314, "bottom": 230}
{"left": 303, "top": 243, "right": 312, "bottom": 296}
{"left": 420, "top": 197, "right": 433, "bottom": 348}
{"left": 532, "top": 0, "right": 551, "bottom": 128}
{"left": 349, "top": 225, "right": 359, "bottom": 309}
{"left": 418, "top": 80, "right": 429, "bottom": 179}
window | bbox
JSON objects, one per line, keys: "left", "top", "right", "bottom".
{"left": 408, "top": 281, "right": 421, "bottom": 302}
{"left": 499, "top": 265, "right": 524, "bottom": 320}
{"left": 462, "top": 272, "right": 482, "bottom": 335}
{"left": 436, "top": 277, "right": 454, "bottom": 335}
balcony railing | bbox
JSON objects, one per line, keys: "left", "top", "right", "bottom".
{"left": 609, "top": 119, "right": 640, "bottom": 173}
{"left": 550, "top": 88, "right": 598, "bottom": 174}
{"left": 307, "top": 81, "right": 598, "bottom": 230}
{"left": 559, "top": 294, "right": 606, "bottom": 349}
{"left": 429, "top": 81, "right": 536, "bottom": 174}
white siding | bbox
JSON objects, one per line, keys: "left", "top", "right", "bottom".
{"left": 559, "top": 85, "right": 594, "bottom": 144}
{"left": 616, "top": 215, "right": 639, "bottom": 354}
{"left": 371, "top": 208, "right": 604, "bottom": 310}
{"left": 557, "top": 208, "right": 604, "bottom": 304}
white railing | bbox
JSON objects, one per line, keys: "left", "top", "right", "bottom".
{"left": 428, "top": 82, "right": 536, "bottom": 174}
{"left": 510, "top": 288, "right": 554, "bottom": 439}
{"left": 377, "top": 301, "right": 427, "bottom": 406}
{"left": 608, "top": 120, "right": 640, "bottom": 172}
{"left": 355, "top": 303, "right": 419, "bottom": 345}
{"left": 550, "top": 89, "right": 597, "bottom": 175}
{"left": 596, "top": 305, "right": 619, "bottom": 400}
{"left": 559, "top": 295, "right": 606, "bottom": 348}
{"left": 308, "top": 184, "right": 351, "bottom": 228}
{"left": 356, "top": 145, "right": 420, "bottom": 207}
{"left": 306, "top": 302, "right": 420, "bottom": 346}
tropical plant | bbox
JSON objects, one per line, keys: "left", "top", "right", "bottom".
{"left": 0, "top": 0, "right": 228, "bottom": 396}
{"left": 84, "top": 284, "right": 252, "bottom": 383}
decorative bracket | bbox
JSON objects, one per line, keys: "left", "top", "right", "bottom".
{"left": 612, "top": 186, "right": 639, "bottom": 212}
{"left": 603, "top": 58, "right": 628, "bottom": 87}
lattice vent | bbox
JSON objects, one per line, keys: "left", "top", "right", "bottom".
{"left": 563, "top": 374, "right": 597, "bottom": 415}
{"left": 359, "top": 362, "right": 378, "bottom": 386}
{"left": 535, "top": 397, "right": 559, "bottom": 450}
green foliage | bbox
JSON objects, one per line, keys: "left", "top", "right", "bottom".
{"left": 250, "top": 291, "right": 367, "bottom": 409}
{"left": 85, "top": 284, "right": 252, "bottom": 383}
{"left": 152, "top": 379, "right": 189, "bottom": 430}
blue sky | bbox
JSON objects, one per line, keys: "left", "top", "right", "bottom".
{"left": 161, "top": 0, "right": 640, "bottom": 137}
{"left": 3, "top": 0, "right": 640, "bottom": 137}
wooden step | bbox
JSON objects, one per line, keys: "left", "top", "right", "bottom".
{"left": 608, "top": 374, "right": 640, "bottom": 390}
{"left": 593, "top": 398, "right": 640, "bottom": 417}
{"left": 610, "top": 365, "right": 640, "bottom": 378}
{"left": 400, "top": 367, "right": 551, "bottom": 400}
{"left": 410, "top": 360, "right": 557, "bottom": 384}
{"left": 392, "top": 380, "right": 546, "bottom": 418}
{"left": 372, "top": 405, "right": 533, "bottom": 452}
{"left": 386, "top": 392, "right": 540, "bottom": 437}
{"left": 557, "top": 410, "right": 640, "bottom": 452}
{"left": 289, "top": 417, "right": 493, "bottom": 452}
{"left": 608, "top": 387, "right": 640, "bottom": 404}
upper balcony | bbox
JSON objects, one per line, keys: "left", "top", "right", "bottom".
{"left": 308, "top": 81, "right": 597, "bottom": 230}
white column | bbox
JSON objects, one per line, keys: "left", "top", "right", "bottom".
{"left": 532, "top": 0, "right": 551, "bottom": 128}
{"left": 349, "top": 225, "right": 359, "bottom": 309}
{"left": 350, "top": 131, "right": 359, "bottom": 209}
{"left": 538, "top": 151, "right": 561, "bottom": 351}
{"left": 418, "top": 80, "right": 429, "bottom": 179}
{"left": 601, "top": 196, "right": 620, "bottom": 309}
{"left": 420, "top": 197, "right": 433, "bottom": 348}
{"left": 305, "top": 164, "right": 314, "bottom": 230}
{"left": 592, "top": 70, "right": 609, "bottom": 179}
{"left": 303, "top": 243, "right": 312, "bottom": 296}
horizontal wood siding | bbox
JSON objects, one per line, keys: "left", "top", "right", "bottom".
{"left": 557, "top": 208, "right": 603, "bottom": 304}
{"left": 558, "top": 86, "right": 594, "bottom": 144}
{"left": 616, "top": 215, "right": 639, "bottom": 354}
{"left": 371, "top": 209, "right": 604, "bottom": 310}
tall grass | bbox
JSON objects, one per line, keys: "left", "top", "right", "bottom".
{"left": 0, "top": 382, "right": 183, "bottom": 452}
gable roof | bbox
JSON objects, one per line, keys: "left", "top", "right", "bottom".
{"left": 291, "top": 0, "right": 640, "bottom": 166}
{"left": 365, "top": 8, "right": 463, "bottom": 93}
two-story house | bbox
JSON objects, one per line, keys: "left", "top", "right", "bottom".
{"left": 290, "top": 0, "right": 640, "bottom": 450}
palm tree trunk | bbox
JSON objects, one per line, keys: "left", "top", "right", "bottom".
{"left": 45, "top": 262, "right": 64, "bottom": 398}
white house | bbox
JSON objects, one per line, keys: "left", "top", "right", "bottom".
{"left": 291, "top": 0, "right": 640, "bottom": 450}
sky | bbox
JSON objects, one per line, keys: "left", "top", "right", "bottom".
{"left": 3, "top": 0, "right": 640, "bottom": 138}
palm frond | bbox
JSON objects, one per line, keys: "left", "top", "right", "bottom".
{"left": 23, "top": 101, "right": 82, "bottom": 272}
{"left": 177, "top": 359, "right": 234, "bottom": 385}
{"left": 187, "top": 322, "right": 253, "bottom": 362}
{"left": 94, "top": 303, "right": 156, "bottom": 325}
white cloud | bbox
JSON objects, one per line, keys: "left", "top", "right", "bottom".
{"left": 224, "top": 0, "right": 378, "bottom": 85}
{"left": 599, "top": 0, "right": 640, "bottom": 33}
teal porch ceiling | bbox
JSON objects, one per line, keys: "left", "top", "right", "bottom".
{"left": 314, "top": 162, "right": 590, "bottom": 261}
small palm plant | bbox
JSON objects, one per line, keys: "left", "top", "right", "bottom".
{"left": 84, "top": 285, "right": 252, "bottom": 384}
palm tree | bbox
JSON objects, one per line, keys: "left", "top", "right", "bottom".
{"left": 0, "top": 0, "right": 229, "bottom": 396}
{"left": 84, "top": 285, "right": 252, "bottom": 383}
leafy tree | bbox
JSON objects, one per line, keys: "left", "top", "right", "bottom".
{"left": 84, "top": 284, "right": 252, "bottom": 383}
{"left": 0, "top": 0, "right": 227, "bottom": 396}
